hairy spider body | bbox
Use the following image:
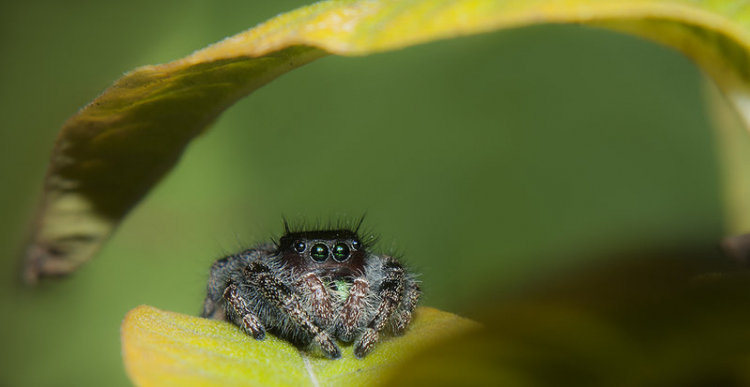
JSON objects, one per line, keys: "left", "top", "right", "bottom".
{"left": 201, "top": 226, "right": 420, "bottom": 359}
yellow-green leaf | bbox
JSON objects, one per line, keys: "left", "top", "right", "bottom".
{"left": 385, "top": 248, "right": 750, "bottom": 386}
{"left": 24, "top": 0, "right": 750, "bottom": 282}
{"left": 121, "top": 305, "right": 479, "bottom": 387}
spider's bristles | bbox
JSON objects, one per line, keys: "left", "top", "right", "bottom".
{"left": 352, "top": 213, "right": 366, "bottom": 234}
{"left": 272, "top": 214, "right": 378, "bottom": 249}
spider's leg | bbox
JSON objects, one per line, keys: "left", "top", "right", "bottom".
{"left": 300, "top": 272, "right": 335, "bottom": 327}
{"left": 391, "top": 280, "right": 420, "bottom": 335}
{"left": 223, "top": 283, "right": 266, "bottom": 339}
{"left": 201, "top": 254, "right": 239, "bottom": 319}
{"left": 201, "top": 295, "right": 224, "bottom": 320}
{"left": 335, "top": 277, "right": 369, "bottom": 342}
{"left": 201, "top": 246, "right": 275, "bottom": 320}
{"left": 244, "top": 262, "right": 341, "bottom": 359}
{"left": 354, "top": 256, "right": 405, "bottom": 358}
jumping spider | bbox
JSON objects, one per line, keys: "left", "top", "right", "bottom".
{"left": 201, "top": 224, "right": 420, "bottom": 359}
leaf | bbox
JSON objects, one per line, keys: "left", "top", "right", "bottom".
{"left": 120, "top": 305, "right": 480, "bottom": 387}
{"left": 384, "top": 246, "right": 750, "bottom": 386}
{"left": 24, "top": 0, "right": 750, "bottom": 282}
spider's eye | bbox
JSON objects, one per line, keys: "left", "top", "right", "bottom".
{"left": 332, "top": 243, "right": 350, "bottom": 262}
{"left": 310, "top": 243, "right": 329, "bottom": 262}
{"left": 293, "top": 240, "right": 306, "bottom": 253}
{"left": 351, "top": 240, "right": 360, "bottom": 250}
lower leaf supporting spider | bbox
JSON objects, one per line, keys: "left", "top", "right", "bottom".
{"left": 201, "top": 223, "right": 420, "bottom": 359}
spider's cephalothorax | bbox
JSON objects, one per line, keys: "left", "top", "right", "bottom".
{"left": 201, "top": 225, "right": 420, "bottom": 359}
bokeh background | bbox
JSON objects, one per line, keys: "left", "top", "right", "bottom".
{"left": 0, "top": 1, "right": 733, "bottom": 386}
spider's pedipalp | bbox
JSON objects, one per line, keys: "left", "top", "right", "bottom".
{"left": 335, "top": 277, "right": 370, "bottom": 341}
{"left": 300, "top": 272, "right": 335, "bottom": 327}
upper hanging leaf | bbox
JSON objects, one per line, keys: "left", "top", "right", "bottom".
{"left": 23, "top": 0, "right": 750, "bottom": 282}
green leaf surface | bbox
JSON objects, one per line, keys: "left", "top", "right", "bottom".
{"left": 120, "top": 248, "right": 750, "bottom": 386}
{"left": 121, "top": 306, "right": 479, "bottom": 387}
{"left": 384, "top": 248, "right": 750, "bottom": 386}
{"left": 23, "top": 0, "right": 750, "bottom": 282}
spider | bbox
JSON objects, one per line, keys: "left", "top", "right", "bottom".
{"left": 201, "top": 223, "right": 421, "bottom": 359}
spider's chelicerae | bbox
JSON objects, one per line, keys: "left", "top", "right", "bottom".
{"left": 201, "top": 224, "right": 420, "bottom": 359}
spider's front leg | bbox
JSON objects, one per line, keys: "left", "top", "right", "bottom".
{"left": 223, "top": 283, "right": 266, "bottom": 339}
{"left": 244, "top": 261, "right": 342, "bottom": 359}
{"left": 354, "top": 256, "right": 412, "bottom": 358}
{"left": 391, "top": 281, "right": 420, "bottom": 335}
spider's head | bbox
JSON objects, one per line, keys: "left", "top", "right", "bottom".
{"left": 276, "top": 229, "right": 367, "bottom": 279}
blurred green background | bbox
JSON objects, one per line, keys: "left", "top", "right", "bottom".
{"left": 0, "top": 1, "right": 731, "bottom": 386}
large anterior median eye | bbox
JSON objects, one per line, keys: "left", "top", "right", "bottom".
{"left": 310, "top": 243, "right": 329, "bottom": 262}
{"left": 332, "top": 243, "right": 350, "bottom": 262}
